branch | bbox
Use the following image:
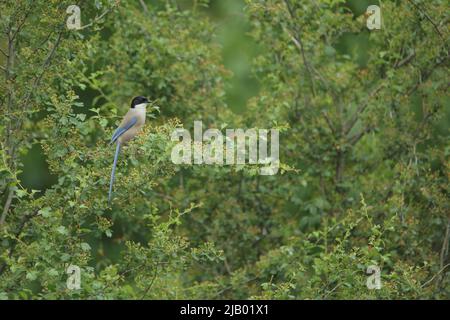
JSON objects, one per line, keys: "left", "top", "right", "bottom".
{"left": 344, "top": 83, "right": 384, "bottom": 135}
{"left": 32, "top": 30, "right": 54, "bottom": 55}
{"left": 323, "top": 283, "right": 343, "bottom": 298}
{"left": 22, "top": 30, "right": 64, "bottom": 105}
{"left": 283, "top": 0, "right": 316, "bottom": 97}
{"left": 212, "top": 276, "right": 259, "bottom": 298}
{"left": 10, "top": 8, "right": 32, "bottom": 42}
{"left": 347, "top": 126, "right": 372, "bottom": 145}
{"left": 0, "top": 188, "right": 14, "bottom": 225}
{"left": 0, "top": 210, "right": 39, "bottom": 276}
{"left": 0, "top": 48, "right": 8, "bottom": 58}
{"left": 139, "top": 0, "right": 149, "bottom": 14}
{"left": 282, "top": 0, "right": 337, "bottom": 105}
{"left": 440, "top": 220, "right": 450, "bottom": 270}
{"left": 343, "top": 48, "right": 420, "bottom": 136}
{"left": 335, "top": 149, "right": 345, "bottom": 185}
{"left": 406, "top": 54, "right": 449, "bottom": 96}
{"left": 344, "top": 49, "right": 419, "bottom": 135}
{"left": 394, "top": 51, "right": 416, "bottom": 69}
{"left": 420, "top": 263, "right": 450, "bottom": 288}
{"left": 78, "top": 7, "right": 114, "bottom": 30}
{"left": 322, "top": 111, "right": 336, "bottom": 135}
{"left": 407, "top": 0, "right": 446, "bottom": 45}
{"left": 140, "top": 265, "right": 158, "bottom": 300}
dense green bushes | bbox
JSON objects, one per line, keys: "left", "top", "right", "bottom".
{"left": 0, "top": 0, "right": 448, "bottom": 299}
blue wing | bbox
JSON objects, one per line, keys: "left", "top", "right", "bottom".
{"left": 110, "top": 116, "right": 138, "bottom": 144}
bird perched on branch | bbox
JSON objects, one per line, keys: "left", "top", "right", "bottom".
{"left": 108, "top": 96, "right": 150, "bottom": 204}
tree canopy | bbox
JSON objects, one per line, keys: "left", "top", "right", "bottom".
{"left": 0, "top": 0, "right": 448, "bottom": 299}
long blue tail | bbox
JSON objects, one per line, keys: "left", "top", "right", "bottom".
{"left": 108, "top": 142, "right": 121, "bottom": 204}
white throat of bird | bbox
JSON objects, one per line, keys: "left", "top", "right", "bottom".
{"left": 134, "top": 103, "right": 147, "bottom": 114}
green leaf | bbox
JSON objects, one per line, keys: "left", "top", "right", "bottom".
{"left": 57, "top": 226, "right": 68, "bottom": 235}
{"left": 38, "top": 207, "right": 52, "bottom": 218}
{"left": 81, "top": 242, "right": 91, "bottom": 251}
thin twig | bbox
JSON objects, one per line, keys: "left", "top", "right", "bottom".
{"left": 78, "top": 7, "right": 114, "bottom": 30}
{"left": 406, "top": 54, "right": 449, "bottom": 96}
{"left": 10, "top": 6, "right": 33, "bottom": 42}
{"left": 344, "top": 83, "right": 384, "bottom": 135}
{"left": 323, "top": 282, "right": 343, "bottom": 299}
{"left": 139, "top": 0, "right": 149, "bottom": 14}
{"left": 0, "top": 48, "right": 8, "bottom": 58}
{"left": 347, "top": 127, "right": 373, "bottom": 145}
{"left": 394, "top": 51, "right": 416, "bottom": 69}
{"left": 407, "top": 0, "right": 446, "bottom": 44}
{"left": 140, "top": 266, "right": 158, "bottom": 299}
{"left": 22, "top": 30, "right": 63, "bottom": 105}
{"left": 212, "top": 276, "right": 258, "bottom": 298}
{"left": 283, "top": 0, "right": 316, "bottom": 97}
{"left": 344, "top": 48, "right": 419, "bottom": 136}
{"left": 420, "top": 263, "right": 450, "bottom": 288}
{"left": 32, "top": 30, "right": 54, "bottom": 55}
{"left": 322, "top": 111, "right": 336, "bottom": 135}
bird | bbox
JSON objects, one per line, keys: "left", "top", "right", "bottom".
{"left": 108, "top": 96, "right": 150, "bottom": 204}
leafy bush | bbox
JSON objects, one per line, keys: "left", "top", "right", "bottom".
{"left": 0, "top": 0, "right": 448, "bottom": 299}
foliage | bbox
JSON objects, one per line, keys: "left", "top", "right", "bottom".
{"left": 0, "top": 0, "right": 448, "bottom": 299}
